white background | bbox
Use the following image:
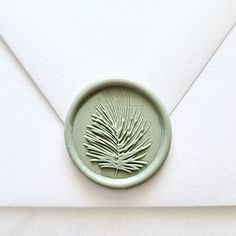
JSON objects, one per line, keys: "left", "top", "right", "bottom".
{"left": 1, "top": 207, "right": 236, "bottom": 235}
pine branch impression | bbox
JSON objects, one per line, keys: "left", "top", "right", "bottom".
{"left": 83, "top": 90, "right": 152, "bottom": 179}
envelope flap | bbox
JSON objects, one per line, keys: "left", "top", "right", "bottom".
{"left": 1, "top": 0, "right": 236, "bottom": 120}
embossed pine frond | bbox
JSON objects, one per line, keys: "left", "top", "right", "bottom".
{"left": 83, "top": 90, "right": 152, "bottom": 178}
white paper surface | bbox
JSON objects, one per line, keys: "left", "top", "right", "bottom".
{"left": 0, "top": 23, "right": 236, "bottom": 206}
{"left": 1, "top": 207, "right": 236, "bottom": 236}
{"left": 1, "top": 0, "right": 236, "bottom": 120}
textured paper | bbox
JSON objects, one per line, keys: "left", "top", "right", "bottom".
{"left": 0, "top": 23, "right": 236, "bottom": 206}
{"left": 1, "top": 0, "right": 236, "bottom": 120}
{"left": 1, "top": 208, "right": 236, "bottom": 236}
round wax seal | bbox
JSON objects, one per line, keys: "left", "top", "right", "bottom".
{"left": 64, "top": 79, "right": 171, "bottom": 189}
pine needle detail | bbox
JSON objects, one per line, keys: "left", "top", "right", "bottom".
{"left": 83, "top": 90, "right": 152, "bottom": 179}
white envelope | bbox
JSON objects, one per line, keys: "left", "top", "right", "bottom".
{"left": 0, "top": 0, "right": 236, "bottom": 206}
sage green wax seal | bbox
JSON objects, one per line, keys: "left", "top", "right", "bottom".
{"left": 64, "top": 79, "right": 171, "bottom": 189}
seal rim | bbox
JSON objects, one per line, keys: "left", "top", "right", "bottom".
{"left": 64, "top": 78, "right": 172, "bottom": 189}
